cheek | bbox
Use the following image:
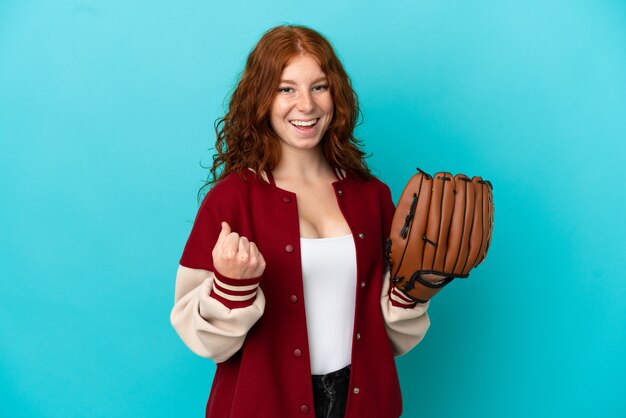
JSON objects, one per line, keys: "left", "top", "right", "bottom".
{"left": 270, "top": 101, "right": 289, "bottom": 123}
{"left": 269, "top": 107, "right": 281, "bottom": 133}
{"left": 323, "top": 96, "right": 334, "bottom": 117}
{"left": 325, "top": 100, "right": 334, "bottom": 123}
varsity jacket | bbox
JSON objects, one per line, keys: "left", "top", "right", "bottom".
{"left": 170, "top": 168, "right": 430, "bottom": 418}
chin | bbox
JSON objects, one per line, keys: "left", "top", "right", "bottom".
{"left": 281, "top": 137, "right": 323, "bottom": 151}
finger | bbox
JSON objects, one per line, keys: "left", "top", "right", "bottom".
{"left": 257, "top": 249, "right": 266, "bottom": 268}
{"left": 250, "top": 242, "right": 265, "bottom": 269}
{"left": 249, "top": 240, "right": 259, "bottom": 253}
{"left": 216, "top": 221, "right": 232, "bottom": 246}
{"left": 249, "top": 241, "right": 263, "bottom": 262}
{"left": 238, "top": 236, "right": 250, "bottom": 261}
{"left": 249, "top": 242, "right": 266, "bottom": 274}
{"left": 222, "top": 231, "right": 241, "bottom": 258}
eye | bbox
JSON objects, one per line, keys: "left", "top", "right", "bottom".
{"left": 278, "top": 86, "right": 294, "bottom": 93}
{"left": 313, "top": 84, "right": 329, "bottom": 92}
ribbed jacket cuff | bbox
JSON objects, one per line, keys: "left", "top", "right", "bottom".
{"left": 389, "top": 286, "right": 419, "bottom": 308}
{"left": 210, "top": 271, "right": 262, "bottom": 309}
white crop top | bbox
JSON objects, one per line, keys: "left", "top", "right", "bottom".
{"left": 300, "top": 234, "right": 357, "bottom": 375}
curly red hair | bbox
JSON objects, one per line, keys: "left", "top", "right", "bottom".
{"left": 201, "top": 25, "right": 372, "bottom": 197}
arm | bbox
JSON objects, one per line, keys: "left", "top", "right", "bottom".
{"left": 171, "top": 182, "right": 266, "bottom": 363}
{"left": 378, "top": 181, "right": 430, "bottom": 356}
{"left": 170, "top": 265, "right": 265, "bottom": 363}
{"left": 380, "top": 268, "right": 430, "bottom": 357}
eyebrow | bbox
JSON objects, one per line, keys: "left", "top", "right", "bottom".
{"left": 279, "top": 77, "right": 328, "bottom": 85}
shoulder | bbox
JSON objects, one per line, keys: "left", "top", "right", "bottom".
{"left": 197, "top": 170, "right": 261, "bottom": 215}
{"left": 349, "top": 173, "right": 395, "bottom": 220}
{"left": 201, "top": 170, "right": 259, "bottom": 199}
{"left": 347, "top": 172, "right": 392, "bottom": 197}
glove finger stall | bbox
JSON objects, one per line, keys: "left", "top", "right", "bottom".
{"left": 446, "top": 174, "right": 472, "bottom": 275}
{"left": 463, "top": 176, "right": 486, "bottom": 274}
{"left": 426, "top": 172, "right": 455, "bottom": 274}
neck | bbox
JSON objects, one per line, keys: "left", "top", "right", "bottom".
{"left": 272, "top": 145, "right": 335, "bottom": 182}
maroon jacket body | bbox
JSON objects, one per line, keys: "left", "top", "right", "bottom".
{"left": 179, "top": 169, "right": 405, "bottom": 417}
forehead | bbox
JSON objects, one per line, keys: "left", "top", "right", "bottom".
{"left": 280, "top": 54, "right": 326, "bottom": 81}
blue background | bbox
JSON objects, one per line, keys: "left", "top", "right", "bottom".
{"left": 1, "top": 0, "right": 625, "bottom": 417}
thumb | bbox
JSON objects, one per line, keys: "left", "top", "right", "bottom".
{"left": 216, "top": 221, "right": 231, "bottom": 243}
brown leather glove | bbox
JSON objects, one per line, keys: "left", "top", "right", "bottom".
{"left": 386, "top": 167, "right": 494, "bottom": 303}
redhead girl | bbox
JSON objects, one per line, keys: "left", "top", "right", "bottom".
{"left": 171, "top": 25, "right": 443, "bottom": 418}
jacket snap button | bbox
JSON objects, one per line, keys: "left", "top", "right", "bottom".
{"left": 290, "top": 294, "right": 298, "bottom": 303}
{"left": 282, "top": 196, "right": 292, "bottom": 203}
{"left": 337, "top": 189, "right": 343, "bottom": 196}
{"left": 353, "top": 387, "right": 360, "bottom": 394}
{"left": 361, "top": 281, "right": 366, "bottom": 288}
{"left": 356, "top": 333, "right": 361, "bottom": 340}
{"left": 293, "top": 348, "right": 302, "bottom": 357}
{"left": 358, "top": 233, "right": 365, "bottom": 239}
{"left": 285, "top": 244, "right": 294, "bottom": 253}
{"left": 300, "top": 404, "right": 310, "bottom": 413}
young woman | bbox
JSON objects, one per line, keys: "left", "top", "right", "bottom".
{"left": 171, "top": 25, "right": 439, "bottom": 418}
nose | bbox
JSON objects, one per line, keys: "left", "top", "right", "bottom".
{"left": 296, "top": 91, "right": 315, "bottom": 113}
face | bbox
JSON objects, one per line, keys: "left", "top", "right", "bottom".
{"left": 269, "top": 54, "right": 334, "bottom": 153}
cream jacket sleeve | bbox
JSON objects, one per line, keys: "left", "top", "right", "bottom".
{"left": 380, "top": 268, "right": 431, "bottom": 357}
{"left": 170, "top": 265, "right": 265, "bottom": 363}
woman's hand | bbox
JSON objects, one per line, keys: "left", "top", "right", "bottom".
{"left": 212, "top": 221, "right": 266, "bottom": 279}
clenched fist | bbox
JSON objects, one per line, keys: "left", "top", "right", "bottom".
{"left": 212, "top": 221, "right": 266, "bottom": 279}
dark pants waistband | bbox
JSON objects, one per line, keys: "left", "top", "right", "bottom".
{"left": 312, "top": 364, "right": 351, "bottom": 381}
{"left": 311, "top": 365, "right": 351, "bottom": 418}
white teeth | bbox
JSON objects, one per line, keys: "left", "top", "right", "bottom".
{"left": 290, "top": 119, "right": 318, "bottom": 127}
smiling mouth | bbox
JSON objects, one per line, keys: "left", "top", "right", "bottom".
{"left": 290, "top": 118, "right": 319, "bottom": 127}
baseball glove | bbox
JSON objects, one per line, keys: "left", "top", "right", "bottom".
{"left": 386, "top": 167, "right": 494, "bottom": 303}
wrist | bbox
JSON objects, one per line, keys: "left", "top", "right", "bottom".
{"left": 210, "top": 270, "right": 262, "bottom": 309}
